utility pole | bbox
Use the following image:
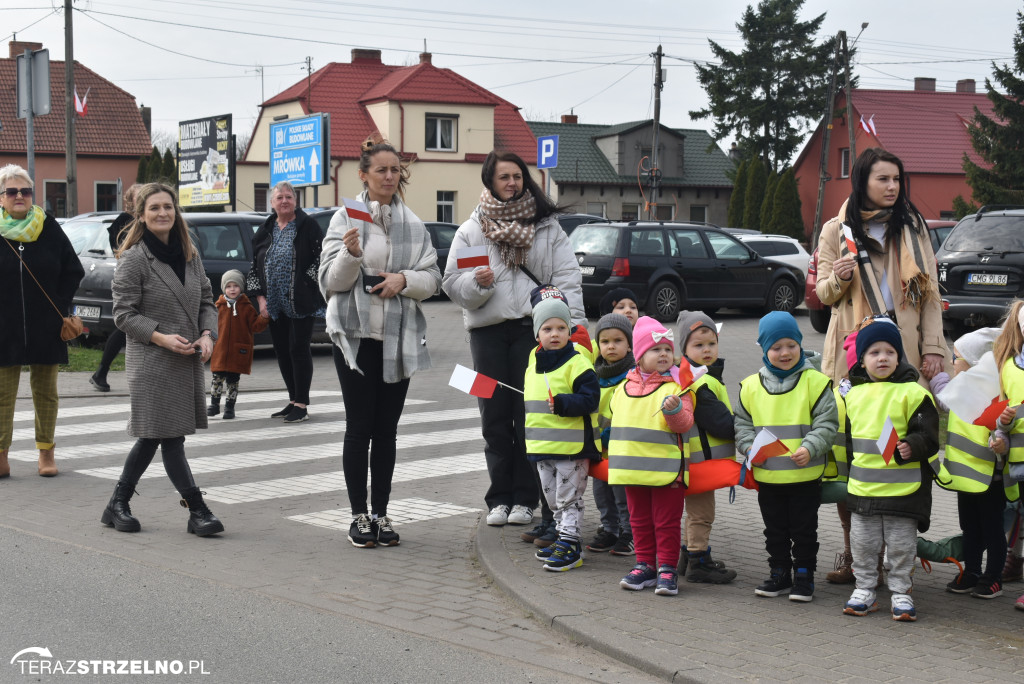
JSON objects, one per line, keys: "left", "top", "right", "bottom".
{"left": 843, "top": 31, "right": 856, "bottom": 167}
{"left": 650, "top": 45, "right": 663, "bottom": 220}
{"left": 305, "top": 57, "right": 313, "bottom": 112}
{"left": 65, "top": 0, "right": 78, "bottom": 216}
{"left": 811, "top": 33, "right": 843, "bottom": 248}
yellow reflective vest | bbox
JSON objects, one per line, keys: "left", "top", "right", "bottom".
{"left": 824, "top": 386, "right": 850, "bottom": 483}
{"left": 739, "top": 370, "right": 831, "bottom": 484}
{"left": 607, "top": 382, "right": 685, "bottom": 487}
{"left": 844, "top": 381, "right": 937, "bottom": 498}
{"left": 937, "top": 412, "right": 1019, "bottom": 500}
{"left": 681, "top": 374, "right": 736, "bottom": 473}
{"left": 1001, "top": 357, "right": 1024, "bottom": 466}
{"left": 524, "top": 350, "right": 599, "bottom": 457}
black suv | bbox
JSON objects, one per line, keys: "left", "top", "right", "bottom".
{"left": 936, "top": 206, "right": 1024, "bottom": 335}
{"left": 569, "top": 221, "right": 804, "bottom": 321}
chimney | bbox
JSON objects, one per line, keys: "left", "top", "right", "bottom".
{"left": 139, "top": 105, "right": 152, "bottom": 137}
{"left": 351, "top": 49, "right": 382, "bottom": 64}
{"left": 956, "top": 79, "right": 976, "bottom": 94}
{"left": 914, "top": 77, "right": 936, "bottom": 92}
{"left": 419, "top": 52, "right": 432, "bottom": 65}
{"left": 561, "top": 114, "right": 578, "bottom": 124}
{"left": 9, "top": 40, "right": 43, "bottom": 58}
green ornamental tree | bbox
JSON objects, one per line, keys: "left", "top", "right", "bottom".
{"left": 162, "top": 149, "right": 176, "bottom": 183}
{"left": 742, "top": 158, "right": 767, "bottom": 229}
{"left": 145, "top": 149, "right": 162, "bottom": 183}
{"left": 961, "top": 9, "right": 1024, "bottom": 206}
{"left": 760, "top": 170, "right": 778, "bottom": 232}
{"left": 769, "top": 168, "right": 805, "bottom": 240}
{"left": 136, "top": 155, "right": 148, "bottom": 184}
{"left": 690, "top": 0, "right": 835, "bottom": 172}
{"left": 728, "top": 159, "right": 748, "bottom": 227}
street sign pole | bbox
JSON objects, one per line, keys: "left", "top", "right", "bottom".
{"left": 25, "top": 51, "right": 34, "bottom": 185}
{"left": 536, "top": 134, "right": 559, "bottom": 203}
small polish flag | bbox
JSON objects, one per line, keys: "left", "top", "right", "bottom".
{"left": 670, "top": 360, "right": 707, "bottom": 390}
{"left": 449, "top": 364, "right": 498, "bottom": 399}
{"left": 456, "top": 245, "right": 489, "bottom": 269}
{"left": 746, "top": 428, "right": 790, "bottom": 469}
{"left": 841, "top": 224, "right": 858, "bottom": 256}
{"left": 343, "top": 198, "right": 373, "bottom": 223}
{"left": 973, "top": 397, "right": 1009, "bottom": 430}
{"left": 74, "top": 86, "right": 90, "bottom": 117}
{"left": 877, "top": 417, "right": 899, "bottom": 465}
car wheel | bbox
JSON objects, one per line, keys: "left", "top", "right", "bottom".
{"left": 766, "top": 279, "right": 797, "bottom": 313}
{"left": 647, "top": 281, "right": 682, "bottom": 322}
{"left": 808, "top": 307, "right": 830, "bottom": 334}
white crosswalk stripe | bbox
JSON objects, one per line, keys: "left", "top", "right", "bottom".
{"left": 290, "top": 498, "right": 482, "bottom": 531}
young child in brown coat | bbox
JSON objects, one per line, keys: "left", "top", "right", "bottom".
{"left": 208, "top": 270, "right": 269, "bottom": 419}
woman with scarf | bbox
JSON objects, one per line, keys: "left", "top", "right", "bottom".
{"left": 0, "top": 164, "right": 84, "bottom": 478}
{"left": 319, "top": 138, "right": 440, "bottom": 549}
{"left": 443, "top": 151, "right": 585, "bottom": 539}
{"left": 815, "top": 147, "right": 951, "bottom": 585}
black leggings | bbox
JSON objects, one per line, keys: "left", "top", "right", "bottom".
{"left": 269, "top": 315, "right": 315, "bottom": 405}
{"left": 334, "top": 340, "right": 409, "bottom": 516}
{"left": 118, "top": 437, "right": 196, "bottom": 493}
{"left": 99, "top": 329, "right": 126, "bottom": 373}
{"left": 958, "top": 481, "right": 1008, "bottom": 579}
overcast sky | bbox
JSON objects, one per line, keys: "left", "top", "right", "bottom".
{"left": 2, "top": 1, "right": 1018, "bottom": 157}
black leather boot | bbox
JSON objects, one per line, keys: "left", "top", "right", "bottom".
{"left": 179, "top": 487, "right": 224, "bottom": 537}
{"left": 101, "top": 481, "right": 141, "bottom": 532}
{"left": 222, "top": 400, "right": 235, "bottom": 420}
{"left": 206, "top": 397, "right": 220, "bottom": 417}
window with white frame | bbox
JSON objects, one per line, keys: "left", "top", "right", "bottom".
{"left": 426, "top": 115, "right": 457, "bottom": 151}
{"left": 586, "top": 202, "right": 606, "bottom": 217}
{"left": 96, "top": 182, "right": 118, "bottom": 212}
{"left": 621, "top": 203, "right": 640, "bottom": 221}
{"left": 437, "top": 191, "right": 455, "bottom": 222}
{"left": 840, "top": 148, "right": 851, "bottom": 178}
{"left": 44, "top": 181, "right": 67, "bottom": 218}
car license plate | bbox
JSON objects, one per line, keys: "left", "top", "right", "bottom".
{"left": 967, "top": 273, "right": 1008, "bottom": 286}
{"left": 74, "top": 305, "right": 101, "bottom": 319}
{"left": 579, "top": 266, "right": 595, "bottom": 276}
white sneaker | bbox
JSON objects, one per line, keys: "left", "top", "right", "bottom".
{"left": 486, "top": 505, "right": 510, "bottom": 526}
{"left": 507, "top": 505, "right": 534, "bottom": 525}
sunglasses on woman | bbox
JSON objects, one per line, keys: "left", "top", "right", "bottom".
{"left": 3, "top": 187, "right": 33, "bottom": 198}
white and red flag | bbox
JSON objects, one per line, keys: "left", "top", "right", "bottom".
{"left": 455, "top": 245, "right": 489, "bottom": 269}
{"left": 841, "top": 224, "right": 858, "bottom": 255}
{"left": 74, "top": 87, "right": 90, "bottom": 117}
{"left": 449, "top": 364, "right": 498, "bottom": 399}
{"left": 670, "top": 360, "right": 707, "bottom": 391}
{"left": 859, "top": 114, "right": 877, "bottom": 136}
{"left": 937, "top": 351, "right": 1006, "bottom": 429}
{"left": 877, "top": 416, "right": 899, "bottom": 465}
{"left": 746, "top": 428, "right": 790, "bottom": 469}
{"left": 343, "top": 198, "right": 373, "bottom": 223}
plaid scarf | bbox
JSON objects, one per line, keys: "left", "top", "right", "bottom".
{"left": 477, "top": 188, "right": 537, "bottom": 268}
{"left": 859, "top": 207, "right": 932, "bottom": 311}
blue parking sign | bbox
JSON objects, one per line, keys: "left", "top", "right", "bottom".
{"left": 537, "top": 135, "right": 558, "bottom": 169}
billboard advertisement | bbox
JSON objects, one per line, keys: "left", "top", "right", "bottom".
{"left": 178, "top": 114, "right": 232, "bottom": 208}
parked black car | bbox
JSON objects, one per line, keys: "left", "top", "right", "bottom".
{"left": 936, "top": 207, "right": 1024, "bottom": 336}
{"left": 569, "top": 221, "right": 804, "bottom": 321}
{"left": 557, "top": 213, "right": 606, "bottom": 236}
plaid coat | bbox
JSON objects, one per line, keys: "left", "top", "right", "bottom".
{"left": 112, "top": 242, "right": 217, "bottom": 438}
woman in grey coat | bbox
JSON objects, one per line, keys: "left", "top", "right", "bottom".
{"left": 102, "top": 183, "right": 224, "bottom": 537}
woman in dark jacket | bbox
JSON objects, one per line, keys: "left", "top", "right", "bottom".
{"left": 247, "top": 181, "right": 325, "bottom": 423}
{"left": 0, "top": 164, "right": 85, "bottom": 478}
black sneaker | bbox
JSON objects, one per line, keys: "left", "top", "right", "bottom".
{"left": 686, "top": 549, "right": 737, "bottom": 584}
{"left": 348, "top": 513, "right": 376, "bottom": 548}
{"left": 373, "top": 515, "right": 400, "bottom": 546}
{"left": 609, "top": 532, "right": 635, "bottom": 556}
{"left": 532, "top": 522, "right": 559, "bottom": 548}
{"left": 789, "top": 568, "right": 814, "bottom": 602}
{"left": 586, "top": 528, "right": 618, "bottom": 552}
{"left": 754, "top": 567, "right": 792, "bottom": 597}
{"left": 271, "top": 404, "right": 294, "bottom": 418}
{"left": 520, "top": 520, "right": 550, "bottom": 543}
{"left": 946, "top": 571, "right": 980, "bottom": 594}
{"left": 90, "top": 373, "right": 110, "bottom": 392}
{"left": 543, "top": 540, "right": 583, "bottom": 572}
{"left": 971, "top": 576, "right": 1003, "bottom": 599}
{"left": 283, "top": 407, "right": 308, "bottom": 423}
{"left": 535, "top": 542, "right": 559, "bottom": 561}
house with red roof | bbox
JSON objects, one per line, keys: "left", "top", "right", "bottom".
{"left": 239, "top": 49, "right": 537, "bottom": 222}
{"left": 0, "top": 41, "right": 152, "bottom": 217}
{"left": 793, "top": 78, "right": 995, "bottom": 240}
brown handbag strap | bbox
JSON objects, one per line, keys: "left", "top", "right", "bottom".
{"left": 3, "top": 237, "right": 68, "bottom": 322}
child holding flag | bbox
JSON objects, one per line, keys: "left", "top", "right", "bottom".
{"left": 525, "top": 295, "right": 600, "bottom": 572}
{"left": 735, "top": 311, "right": 837, "bottom": 602}
{"left": 839, "top": 318, "right": 938, "bottom": 621}
{"left": 606, "top": 317, "right": 695, "bottom": 596}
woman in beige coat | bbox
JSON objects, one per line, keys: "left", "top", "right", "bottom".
{"left": 815, "top": 148, "right": 950, "bottom": 585}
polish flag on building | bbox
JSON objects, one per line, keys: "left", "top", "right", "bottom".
{"left": 877, "top": 416, "right": 899, "bottom": 465}
{"left": 746, "top": 428, "right": 790, "bottom": 469}
{"left": 343, "top": 198, "right": 373, "bottom": 223}
{"left": 859, "top": 114, "right": 877, "bottom": 136}
{"left": 74, "top": 87, "right": 90, "bottom": 117}
{"left": 455, "top": 245, "right": 489, "bottom": 269}
{"left": 449, "top": 364, "right": 498, "bottom": 399}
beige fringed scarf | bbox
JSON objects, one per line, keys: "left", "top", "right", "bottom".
{"left": 477, "top": 188, "right": 537, "bottom": 268}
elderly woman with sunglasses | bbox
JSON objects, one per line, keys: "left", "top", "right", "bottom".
{"left": 0, "top": 164, "right": 84, "bottom": 478}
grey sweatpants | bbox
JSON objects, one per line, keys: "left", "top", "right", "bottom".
{"left": 537, "top": 459, "right": 589, "bottom": 543}
{"left": 850, "top": 512, "right": 917, "bottom": 594}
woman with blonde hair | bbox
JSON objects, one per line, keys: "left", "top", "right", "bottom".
{"left": 0, "top": 164, "right": 84, "bottom": 478}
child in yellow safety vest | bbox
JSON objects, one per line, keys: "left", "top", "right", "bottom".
{"left": 735, "top": 311, "right": 837, "bottom": 603}
{"left": 840, "top": 318, "right": 938, "bottom": 622}
{"left": 605, "top": 316, "right": 694, "bottom": 596}
{"left": 525, "top": 294, "right": 600, "bottom": 573}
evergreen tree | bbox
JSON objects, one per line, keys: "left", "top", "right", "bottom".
{"left": 690, "top": 0, "right": 835, "bottom": 172}
{"left": 952, "top": 195, "right": 979, "bottom": 219}
{"left": 145, "top": 149, "right": 162, "bottom": 183}
{"left": 727, "top": 159, "right": 748, "bottom": 227}
{"left": 742, "top": 158, "right": 767, "bottom": 229}
{"left": 136, "top": 156, "right": 148, "bottom": 184}
{"left": 962, "top": 10, "right": 1024, "bottom": 205}
{"left": 769, "top": 168, "right": 804, "bottom": 240}
{"left": 760, "top": 170, "right": 778, "bottom": 232}
{"left": 162, "top": 149, "right": 177, "bottom": 184}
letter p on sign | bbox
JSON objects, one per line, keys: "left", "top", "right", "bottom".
{"left": 537, "top": 135, "right": 559, "bottom": 169}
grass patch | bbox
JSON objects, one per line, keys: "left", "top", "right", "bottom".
{"left": 36, "top": 346, "right": 126, "bottom": 373}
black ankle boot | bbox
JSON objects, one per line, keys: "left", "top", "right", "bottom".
{"left": 207, "top": 398, "right": 220, "bottom": 417}
{"left": 101, "top": 481, "right": 141, "bottom": 532}
{"left": 222, "top": 400, "right": 235, "bottom": 419}
{"left": 179, "top": 487, "right": 224, "bottom": 537}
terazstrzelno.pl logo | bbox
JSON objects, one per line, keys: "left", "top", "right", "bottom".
{"left": 10, "top": 647, "right": 210, "bottom": 676}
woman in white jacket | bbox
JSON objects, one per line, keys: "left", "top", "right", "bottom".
{"left": 319, "top": 139, "right": 440, "bottom": 549}
{"left": 443, "top": 151, "right": 585, "bottom": 539}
